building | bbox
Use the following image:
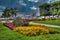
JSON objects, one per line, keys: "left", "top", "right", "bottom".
{"left": 36, "top": 8, "right": 40, "bottom": 16}
{"left": 0, "top": 12, "right": 3, "bottom": 17}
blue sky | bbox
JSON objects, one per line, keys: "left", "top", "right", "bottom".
{"left": 0, "top": 0, "right": 58, "bottom": 14}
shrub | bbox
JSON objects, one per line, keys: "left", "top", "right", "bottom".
{"left": 40, "top": 18, "right": 45, "bottom": 21}
{"left": 13, "top": 26, "right": 57, "bottom": 36}
{"left": 13, "top": 18, "right": 29, "bottom": 27}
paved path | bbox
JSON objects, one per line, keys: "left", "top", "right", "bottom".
{"left": 29, "top": 22, "right": 60, "bottom": 28}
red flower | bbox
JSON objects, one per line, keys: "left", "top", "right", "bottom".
{"left": 4, "top": 22, "right": 15, "bottom": 30}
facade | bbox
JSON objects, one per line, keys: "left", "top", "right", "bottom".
{"left": 36, "top": 8, "right": 40, "bottom": 16}
{"left": 0, "top": 12, "right": 3, "bottom": 17}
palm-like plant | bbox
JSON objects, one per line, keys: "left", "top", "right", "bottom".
{"left": 2, "top": 8, "right": 17, "bottom": 17}
{"left": 2, "top": 8, "right": 11, "bottom": 17}
{"left": 10, "top": 8, "right": 17, "bottom": 17}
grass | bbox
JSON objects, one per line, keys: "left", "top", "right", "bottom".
{"left": 0, "top": 23, "right": 23, "bottom": 40}
{"left": 34, "top": 20, "right": 60, "bottom": 26}
{"left": 0, "top": 23, "right": 60, "bottom": 40}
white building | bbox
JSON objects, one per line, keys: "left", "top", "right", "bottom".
{"left": 0, "top": 12, "right": 3, "bottom": 17}
{"left": 36, "top": 8, "right": 40, "bottom": 16}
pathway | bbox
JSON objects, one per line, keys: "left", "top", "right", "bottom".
{"left": 29, "top": 22, "right": 60, "bottom": 28}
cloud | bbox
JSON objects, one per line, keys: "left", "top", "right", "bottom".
{"left": 0, "top": 6, "right": 5, "bottom": 9}
{"left": 47, "top": 0, "right": 59, "bottom": 3}
{"left": 28, "top": 0, "right": 39, "bottom": 3}
{"left": 0, "top": 6, "right": 5, "bottom": 12}
{"left": 30, "top": 6, "right": 37, "bottom": 10}
{"left": 18, "top": 0, "right": 27, "bottom": 6}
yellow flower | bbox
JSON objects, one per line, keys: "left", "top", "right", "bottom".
{"left": 13, "top": 25, "right": 55, "bottom": 36}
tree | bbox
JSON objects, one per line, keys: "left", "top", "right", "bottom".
{"left": 2, "top": 8, "right": 17, "bottom": 17}
{"left": 39, "top": 1, "right": 60, "bottom": 16}
{"left": 10, "top": 8, "right": 17, "bottom": 17}
{"left": 57, "top": 9, "right": 60, "bottom": 16}
{"left": 39, "top": 3, "right": 50, "bottom": 16}
{"left": 50, "top": 1, "right": 60, "bottom": 17}
{"left": 50, "top": 7, "right": 57, "bottom": 17}
{"left": 2, "top": 8, "right": 11, "bottom": 17}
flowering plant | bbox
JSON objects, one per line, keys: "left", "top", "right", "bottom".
{"left": 13, "top": 25, "right": 56, "bottom": 36}
{"left": 4, "top": 22, "right": 15, "bottom": 29}
{"left": 13, "top": 18, "right": 29, "bottom": 27}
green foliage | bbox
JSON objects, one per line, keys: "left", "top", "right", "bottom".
{"left": 0, "top": 23, "right": 60, "bottom": 40}
{"left": 13, "top": 18, "right": 29, "bottom": 27}
{"left": 39, "top": 1, "right": 60, "bottom": 16}
{"left": 0, "top": 23, "right": 23, "bottom": 40}
{"left": 40, "top": 18, "right": 45, "bottom": 21}
{"left": 34, "top": 20, "right": 60, "bottom": 26}
{"left": 2, "top": 8, "right": 17, "bottom": 17}
{"left": 39, "top": 3, "right": 50, "bottom": 16}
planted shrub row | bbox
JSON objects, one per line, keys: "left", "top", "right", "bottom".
{"left": 13, "top": 26, "right": 57, "bottom": 36}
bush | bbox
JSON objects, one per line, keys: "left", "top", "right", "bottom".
{"left": 40, "top": 18, "right": 45, "bottom": 21}
{"left": 13, "top": 18, "right": 29, "bottom": 27}
{"left": 13, "top": 26, "right": 57, "bottom": 36}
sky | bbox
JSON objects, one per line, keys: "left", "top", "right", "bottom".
{"left": 0, "top": 0, "right": 59, "bottom": 14}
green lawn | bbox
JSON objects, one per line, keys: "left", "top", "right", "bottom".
{"left": 0, "top": 23, "right": 60, "bottom": 40}
{"left": 34, "top": 20, "right": 60, "bottom": 26}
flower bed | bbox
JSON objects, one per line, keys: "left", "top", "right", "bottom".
{"left": 3, "top": 22, "right": 15, "bottom": 30}
{"left": 3, "top": 18, "right": 58, "bottom": 36}
{"left": 3, "top": 22, "right": 58, "bottom": 36}
{"left": 13, "top": 25, "right": 57, "bottom": 36}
